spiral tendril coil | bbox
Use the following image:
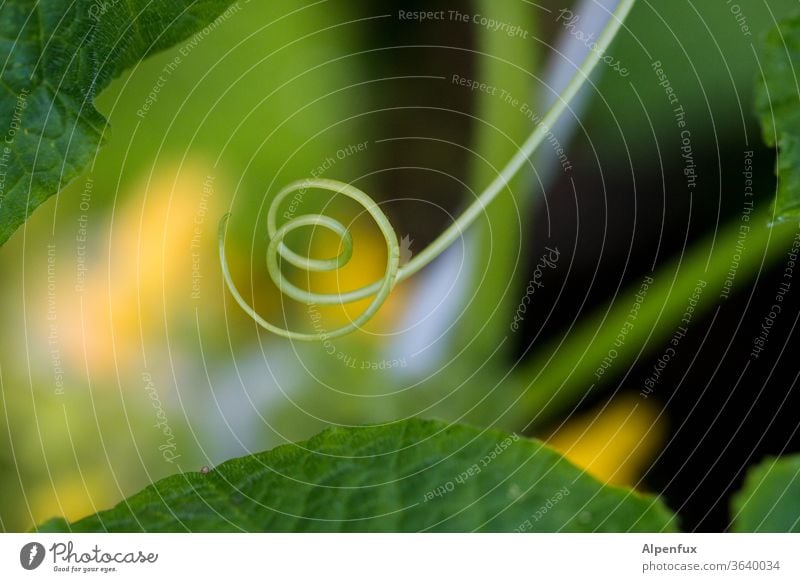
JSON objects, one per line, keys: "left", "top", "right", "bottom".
{"left": 218, "top": 0, "right": 636, "bottom": 341}
{"left": 219, "top": 179, "right": 401, "bottom": 341}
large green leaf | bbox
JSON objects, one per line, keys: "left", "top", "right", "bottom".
{"left": 0, "top": 0, "right": 236, "bottom": 245}
{"left": 732, "top": 455, "right": 800, "bottom": 532}
{"left": 37, "top": 419, "right": 676, "bottom": 532}
{"left": 757, "top": 13, "right": 800, "bottom": 222}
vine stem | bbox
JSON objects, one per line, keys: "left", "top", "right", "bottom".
{"left": 219, "top": 0, "right": 637, "bottom": 341}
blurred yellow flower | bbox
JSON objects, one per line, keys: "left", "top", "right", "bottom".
{"left": 545, "top": 394, "right": 667, "bottom": 488}
{"left": 58, "top": 160, "right": 226, "bottom": 375}
{"left": 305, "top": 217, "right": 409, "bottom": 334}
{"left": 29, "top": 470, "right": 116, "bottom": 526}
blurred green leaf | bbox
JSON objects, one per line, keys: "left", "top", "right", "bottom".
{"left": 588, "top": 0, "right": 800, "bottom": 158}
{"left": 38, "top": 418, "right": 676, "bottom": 532}
{"left": 756, "top": 13, "right": 800, "bottom": 222}
{"left": 732, "top": 455, "right": 800, "bottom": 532}
{"left": 508, "top": 205, "right": 799, "bottom": 431}
{"left": 0, "top": 0, "right": 236, "bottom": 245}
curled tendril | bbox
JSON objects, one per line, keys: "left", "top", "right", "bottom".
{"left": 218, "top": 0, "right": 636, "bottom": 341}
{"left": 219, "top": 179, "right": 400, "bottom": 341}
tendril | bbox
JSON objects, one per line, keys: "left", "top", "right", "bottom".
{"left": 219, "top": 179, "right": 400, "bottom": 341}
{"left": 219, "top": 0, "right": 636, "bottom": 341}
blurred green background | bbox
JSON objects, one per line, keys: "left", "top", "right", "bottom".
{"left": 1, "top": 0, "right": 798, "bottom": 532}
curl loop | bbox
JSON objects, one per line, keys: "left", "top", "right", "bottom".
{"left": 219, "top": 179, "right": 400, "bottom": 341}
{"left": 218, "top": 0, "right": 636, "bottom": 341}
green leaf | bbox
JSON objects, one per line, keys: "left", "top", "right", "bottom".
{"left": 756, "top": 13, "right": 800, "bottom": 222}
{"left": 732, "top": 455, "right": 800, "bottom": 532}
{"left": 36, "top": 419, "right": 676, "bottom": 532}
{"left": 0, "top": 0, "right": 236, "bottom": 245}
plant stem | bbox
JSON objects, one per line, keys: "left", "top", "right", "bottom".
{"left": 450, "top": 0, "right": 538, "bottom": 358}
